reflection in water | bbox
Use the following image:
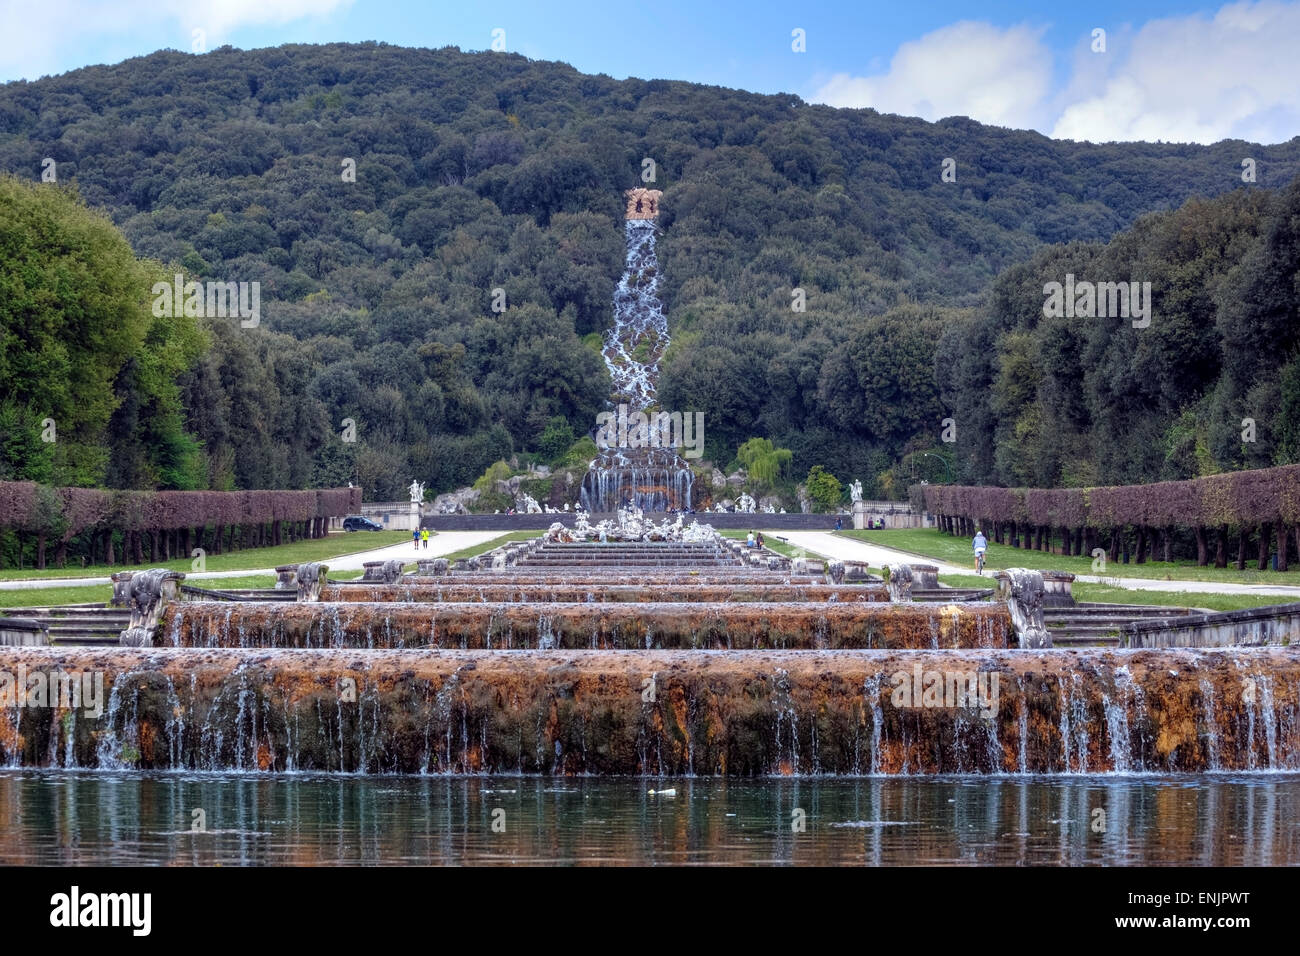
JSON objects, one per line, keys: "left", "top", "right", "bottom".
{"left": 2, "top": 771, "right": 1297, "bottom": 866}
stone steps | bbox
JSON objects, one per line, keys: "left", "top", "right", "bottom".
{"left": 1045, "top": 603, "right": 1192, "bottom": 647}
{"left": 2, "top": 603, "right": 136, "bottom": 646}
{"left": 913, "top": 587, "right": 995, "bottom": 602}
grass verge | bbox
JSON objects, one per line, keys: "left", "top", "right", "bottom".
{"left": 0, "top": 530, "right": 417, "bottom": 582}
{"left": 842, "top": 528, "right": 1300, "bottom": 586}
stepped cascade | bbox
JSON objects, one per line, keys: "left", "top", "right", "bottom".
{"left": 2, "top": 524, "right": 1298, "bottom": 775}
{"left": 1, "top": 191, "right": 1297, "bottom": 779}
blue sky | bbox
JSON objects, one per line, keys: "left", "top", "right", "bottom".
{"left": 3, "top": 0, "right": 1298, "bottom": 143}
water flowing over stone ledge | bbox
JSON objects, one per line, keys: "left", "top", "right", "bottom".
{"left": 157, "top": 600, "right": 1009, "bottom": 650}
{"left": 319, "top": 583, "right": 890, "bottom": 603}
{"left": 1, "top": 646, "right": 1296, "bottom": 774}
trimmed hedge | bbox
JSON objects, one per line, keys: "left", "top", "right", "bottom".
{"left": 915, "top": 465, "right": 1300, "bottom": 528}
{"left": 0, "top": 484, "right": 362, "bottom": 569}
{"left": 913, "top": 464, "right": 1300, "bottom": 570}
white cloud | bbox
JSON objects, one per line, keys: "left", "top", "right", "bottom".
{"left": 1051, "top": 0, "right": 1300, "bottom": 143}
{"left": 813, "top": 21, "right": 1054, "bottom": 131}
{"left": 0, "top": 0, "right": 351, "bottom": 81}
{"left": 166, "top": 0, "right": 353, "bottom": 37}
{"left": 811, "top": 1, "right": 1300, "bottom": 145}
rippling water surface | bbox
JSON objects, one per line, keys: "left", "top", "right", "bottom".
{"left": 3, "top": 771, "right": 1298, "bottom": 866}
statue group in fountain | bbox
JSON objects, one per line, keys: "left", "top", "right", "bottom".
{"left": 513, "top": 494, "right": 576, "bottom": 514}
{"left": 546, "top": 505, "right": 714, "bottom": 544}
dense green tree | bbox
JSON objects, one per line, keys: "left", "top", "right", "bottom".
{"left": 805, "top": 465, "right": 843, "bottom": 513}
{"left": 5, "top": 45, "right": 1300, "bottom": 500}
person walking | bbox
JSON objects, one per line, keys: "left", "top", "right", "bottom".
{"left": 421, "top": 528, "right": 430, "bottom": 549}
{"left": 412, "top": 527, "right": 420, "bottom": 550}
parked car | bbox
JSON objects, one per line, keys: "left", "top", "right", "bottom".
{"left": 342, "top": 515, "right": 383, "bottom": 532}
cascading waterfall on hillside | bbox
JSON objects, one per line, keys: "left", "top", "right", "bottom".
{"left": 581, "top": 218, "right": 695, "bottom": 511}
{"left": 603, "top": 219, "right": 667, "bottom": 407}
{"left": 580, "top": 446, "right": 694, "bottom": 513}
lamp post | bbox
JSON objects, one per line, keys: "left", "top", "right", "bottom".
{"left": 913, "top": 452, "right": 954, "bottom": 484}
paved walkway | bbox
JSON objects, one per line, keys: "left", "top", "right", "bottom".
{"left": 776, "top": 531, "right": 1300, "bottom": 599}
{"left": 0, "top": 531, "right": 505, "bottom": 592}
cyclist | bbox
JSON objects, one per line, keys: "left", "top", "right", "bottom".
{"left": 972, "top": 529, "right": 988, "bottom": 574}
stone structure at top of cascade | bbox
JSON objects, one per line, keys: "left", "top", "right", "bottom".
{"left": 624, "top": 187, "right": 663, "bottom": 220}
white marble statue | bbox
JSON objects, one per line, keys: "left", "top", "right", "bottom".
{"left": 850, "top": 479, "right": 863, "bottom": 503}
{"left": 409, "top": 480, "right": 425, "bottom": 503}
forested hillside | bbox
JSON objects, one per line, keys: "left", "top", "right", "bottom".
{"left": 2, "top": 42, "right": 1298, "bottom": 498}
{"left": 939, "top": 176, "right": 1300, "bottom": 489}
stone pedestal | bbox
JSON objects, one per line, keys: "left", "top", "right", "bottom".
{"left": 1041, "top": 571, "right": 1077, "bottom": 608}
{"left": 911, "top": 564, "right": 940, "bottom": 590}
{"left": 852, "top": 500, "right": 868, "bottom": 530}
{"left": 417, "top": 558, "right": 449, "bottom": 576}
{"left": 0, "top": 618, "right": 49, "bottom": 646}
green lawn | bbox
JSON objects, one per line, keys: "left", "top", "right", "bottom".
{"left": 0, "top": 573, "right": 281, "bottom": 609}
{"left": 842, "top": 528, "right": 1300, "bottom": 585}
{"left": 1072, "top": 583, "right": 1286, "bottom": 612}
{"left": 440, "top": 531, "right": 538, "bottom": 563}
{"left": 934, "top": 572, "right": 1281, "bottom": 612}
{"left": 0, "top": 530, "right": 415, "bottom": 582}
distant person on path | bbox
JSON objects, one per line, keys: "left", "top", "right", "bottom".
{"left": 746, "top": 531, "right": 755, "bottom": 548}
{"left": 834, "top": 517, "right": 843, "bottom": 531}
{"left": 421, "top": 528, "right": 430, "bottom": 549}
{"left": 755, "top": 532, "right": 764, "bottom": 549}
{"left": 972, "top": 529, "right": 988, "bottom": 574}
{"left": 412, "top": 528, "right": 420, "bottom": 549}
